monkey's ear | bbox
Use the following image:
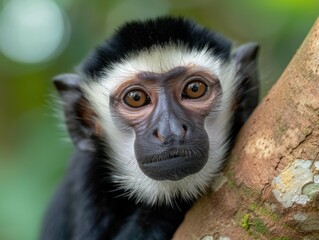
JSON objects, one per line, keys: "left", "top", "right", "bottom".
{"left": 53, "top": 74, "right": 97, "bottom": 152}
{"left": 231, "top": 42, "right": 260, "bottom": 135}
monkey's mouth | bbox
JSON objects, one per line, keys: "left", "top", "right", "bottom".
{"left": 143, "top": 148, "right": 198, "bottom": 163}
{"left": 139, "top": 148, "right": 208, "bottom": 181}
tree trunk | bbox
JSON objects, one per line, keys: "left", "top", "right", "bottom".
{"left": 173, "top": 17, "right": 319, "bottom": 240}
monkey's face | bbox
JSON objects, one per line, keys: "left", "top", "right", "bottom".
{"left": 110, "top": 66, "right": 222, "bottom": 181}
{"left": 81, "top": 46, "right": 236, "bottom": 205}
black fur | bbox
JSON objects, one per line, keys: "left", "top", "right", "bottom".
{"left": 41, "top": 17, "right": 259, "bottom": 240}
{"left": 80, "top": 16, "right": 232, "bottom": 78}
{"left": 41, "top": 148, "right": 191, "bottom": 240}
{"left": 231, "top": 42, "right": 259, "bottom": 139}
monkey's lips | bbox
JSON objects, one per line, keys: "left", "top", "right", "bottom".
{"left": 139, "top": 148, "right": 208, "bottom": 181}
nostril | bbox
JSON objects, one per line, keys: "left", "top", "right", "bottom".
{"left": 181, "top": 125, "right": 187, "bottom": 140}
{"left": 182, "top": 125, "right": 187, "bottom": 132}
{"left": 153, "top": 129, "right": 165, "bottom": 143}
{"left": 153, "top": 129, "right": 159, "bottom": 138}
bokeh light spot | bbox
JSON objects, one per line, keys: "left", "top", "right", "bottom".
{"left": 0, "top": 0, "right": 69, "bottom": 63}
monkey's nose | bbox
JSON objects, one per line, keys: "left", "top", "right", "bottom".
{"left": 153, "top": 125, "right": 187, "bottom": 144}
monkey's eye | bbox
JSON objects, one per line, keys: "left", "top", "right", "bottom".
{"left": 182, "top": 81, "right": 207, "bottom": 99}
{"left": 124, "top": 90, "right": 150, "bottom": 108}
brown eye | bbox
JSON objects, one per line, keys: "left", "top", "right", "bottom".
{"left": 183, "top": 81, "right": 207, "bottom": 99}
{"left": 124, "top": 90, "right": 150, "bottom": 108}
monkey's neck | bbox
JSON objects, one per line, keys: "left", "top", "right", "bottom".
{"left": 67, "top": 149, "right": 193, "bottom": 211}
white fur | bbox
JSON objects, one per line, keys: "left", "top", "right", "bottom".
{"left": 82, "top": 45, "right": 236, "bottom": 206}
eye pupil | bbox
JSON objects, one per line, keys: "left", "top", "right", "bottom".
{"left": 190, "top": 83, "right": 199, "bottom": 92}
{"left": 132, "top": 93, "right": 141, "bottom": 101}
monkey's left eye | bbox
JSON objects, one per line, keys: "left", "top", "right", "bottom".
{"left": 182, "top": 81, "right": 207, "bottom": 99}
{"left": 124, "top": 90, "right": 150, "bottom": 108}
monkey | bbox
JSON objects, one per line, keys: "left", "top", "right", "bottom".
{"left": 40, "top": 16, "right": 259, "bottom": 240}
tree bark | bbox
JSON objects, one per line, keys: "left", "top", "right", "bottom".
{"left": 173, "top": 17, "right": 319, "bottom": 240}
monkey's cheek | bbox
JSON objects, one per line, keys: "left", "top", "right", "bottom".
{"left": 139, "top": 156, "right": 208, "bottom": 181}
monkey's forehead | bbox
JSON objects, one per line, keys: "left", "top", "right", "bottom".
{"left": 79, "top": 16, "right": 232, "bottom": 79}
{"left": 81, "top": 45, "right": 227, "bottom": 93}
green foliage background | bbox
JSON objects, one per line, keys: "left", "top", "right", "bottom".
{"left": 0, "top": 0, "right": 318, "bottom": 239}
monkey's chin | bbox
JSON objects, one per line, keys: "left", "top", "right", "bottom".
{"left": 139, "top": 154, "right": 208, "bottom": 181}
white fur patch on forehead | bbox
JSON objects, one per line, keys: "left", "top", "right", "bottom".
{"left": 86, "top": 44, "right": 224, "bottom": 93}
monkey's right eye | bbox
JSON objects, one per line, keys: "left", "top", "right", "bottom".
{"left": 124, "top": 90, "right": 150, "bottom": 108}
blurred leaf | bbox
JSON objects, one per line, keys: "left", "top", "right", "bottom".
{"left": 0, "top": 107, "right": 71, "bottom": 240}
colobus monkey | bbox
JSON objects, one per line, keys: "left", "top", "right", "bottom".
{"left": 41, "top": 16, "right": 259, "bottom": 240}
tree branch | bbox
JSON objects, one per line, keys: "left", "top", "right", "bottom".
{"left": 173, "top": 17, "right": 319, "bottom": 239}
